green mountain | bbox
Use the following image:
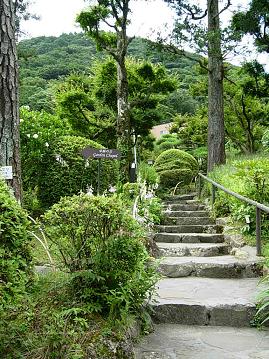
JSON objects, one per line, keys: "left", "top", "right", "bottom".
{"left": 18, "top": 32, "right": 199, "bottom": 113}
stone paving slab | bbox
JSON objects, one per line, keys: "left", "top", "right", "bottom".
{"left": 152, "top": 277, "right": 260, "bottom": 326}
{"left": 154, "top": 233, "right": 225, "bottom": 244}
{"left": 155, "top": 224, "right": 223, "bottom": 234}
{"left": 163, "top": 204, "right": 206, "bottom": 211}
{"left": 158, "top": 242, "right": 230, "bottom": 257}
{"left": 134, "top": 324, "right": 269, "bottom": 359}
{"left": 162, "top": 217, "right": 215, "bottom": 226}
{"left": 163, "top": 210, "right": 209, "bottom": 218}
{"left": 155, "top": 277, "right": 260, "bottom": 306}
{"left": 159, "top": 254, "right": 262, "bottom": 278}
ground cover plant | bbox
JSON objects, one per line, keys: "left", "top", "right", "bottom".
{"left": 0, "top": 178, "right": 32, "bottom": 310}
{"left": 209, "top": 155, "right": 269, "bottom": 238}
{"left": 0, "top": 193, "right": 158, "bottom": 358}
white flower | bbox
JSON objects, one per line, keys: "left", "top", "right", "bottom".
{"left": 45, "top": 142, "right": 49, "bottom": 147}
{"left": 33, "top": 134, "right": 38, "bottom": 139}
{"left": 20, "top": 118, "right": 24, "bottom": 123}
{"left": 108, "top": 185, "right": 116, "bottom": 193}
{"left": 86, "top": 185, "right": 94, "bottom": 196}
{"left": 145, "top": 192, "right": 154, "bottom": 199}
{"left": 26, "top": 134, "right": 30, "bottom": 138}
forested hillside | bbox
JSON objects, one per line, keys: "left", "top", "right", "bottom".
{"left": 18, "top": 32, "right": 200, "bottom": 114}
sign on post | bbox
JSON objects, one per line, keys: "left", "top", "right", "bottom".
{"left": 81, "top": 147, "right": 121, "bottom": 160}
{"left": 81, "top": 148, "right": 121, "bottom": 195}
{"left": 0, "top": 166, "right": 13, "bottom": 179}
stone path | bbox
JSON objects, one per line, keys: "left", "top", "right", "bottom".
{"left": 134, "top": 324, "right": 269, "bottom": 359}
{"left": 135, "top": 194, "right": 268, "bottom": 358}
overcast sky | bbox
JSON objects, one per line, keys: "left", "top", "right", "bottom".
{"left": 20, "top": 0, "right": 175, "bottom": 39}
{"left": 20, "top": 0, "right": 268, "bottom": 69}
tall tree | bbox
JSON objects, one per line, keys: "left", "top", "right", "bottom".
{"left": 207, "top": 0, "right": 225, "bottom": 171}
{"left": 163, "top": 0, "right": 231, "bottom": 171}
{"left": 77, "top": 0, "right": 133, "bottom": 181}
{"left": 232, "top": 0, "right": 269, "bottom": 53}
{"left": 0, "top": 0, "right": 21, "bottom": 200}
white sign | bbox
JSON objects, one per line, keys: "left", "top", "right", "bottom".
{"left": 0, "top": 166, "right": 13, "bottom": 179}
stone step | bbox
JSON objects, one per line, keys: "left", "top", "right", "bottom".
{"left": 162, "top": 216, "right": 215, "bottom": 226}
{"left": 152, "top": 277, "right": 260, "bottom": 326}
{"left": 155, "top": 224, "right": 223, "bottom": 234}
{"left": 134, "top": 324, "right": 269, "bottom": 358}
{"left": 163, "top": 210, "right": 209, "bottom": 218}
{"left": 163, "top": 193, "right": 197, "bottom": 202}
{"left": 154, "top": 233, "right": 225, "bottom": 243}
{"left": 163, "top": 203, "right": 206, "bottom": 211}
{"left": 158, "top": 242, "right": 230, "bottom": 257}
{"left": 159, "top": 255, "right": 262, "bottom": 279}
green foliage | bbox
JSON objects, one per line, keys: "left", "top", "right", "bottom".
{"left": 171, "top": 112, "right": 208, "bottom": 151}
{"left": 154, "top": 149, "right": 198, "bottom": 190}
{"left": 18, "top": 33, "right": 197, "bottom": 113}
{"left": 20, "top": 107, "right": 72, "bottom": 214}
{"left": 36, "top": 136, "right": 118, "bottom": 210}
{"left": 43, "top": 194, "right": 158, "bottom": 319}
{"left": 209, "top": 156, "right": 269, "bottom": 235}
{"left": 0, "top": 272, "right": 138, "bottom": 358}
{"left": 232, "top": 0, "right": 269, "bottom": 53}
{"left": 154, "top": 134, "right": 182, "bottom": 155}
{"left": 138, "top": 162, "right": 159, "bottom": 188}
{"left": 0, "top": 179, "right": 32, "bottom": 309}
{"left": 223, "top": 63, "right": 269, "bottom": 154}
{"left": 55, "top": 58, "right": 176, "bottom": 145}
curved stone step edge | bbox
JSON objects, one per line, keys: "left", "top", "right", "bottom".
{"left": 159, "top": 255, "right": 263, "bottom": 279}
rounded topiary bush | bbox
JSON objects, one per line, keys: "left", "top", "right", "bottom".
{"left": 0, "top": 179, "right": 32, "bottom": 309}
{"left": 36, "top": 135, "right": 119, "bottom": 209}
{"left": 154, "top": 149, "right": 198, "bottom": 189}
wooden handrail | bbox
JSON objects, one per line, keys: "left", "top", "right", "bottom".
{"left": 198, "top": 172, "right": 269, "bottom": 256}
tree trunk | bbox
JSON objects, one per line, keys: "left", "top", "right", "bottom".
{"left": 116, "top": 11, "right": 132, "bottom": 182}
{"left": 207, "top": 0, "right": 225, "bottom": 172}
{"left": 116, "top": 58, "right": 132, "bottom": 181}
{"left": 0, "top": 0, "right": 22, "bottom": 200}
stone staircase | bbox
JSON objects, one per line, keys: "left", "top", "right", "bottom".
{"left": 151, "top": 193, "right": 263, "bottom": 327}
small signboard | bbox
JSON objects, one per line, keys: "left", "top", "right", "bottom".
{"left": 0, "top": 166, "right": 13, "bottom": 179}
{"left": 81, "top": 148, "right": 121, "bottom": 160}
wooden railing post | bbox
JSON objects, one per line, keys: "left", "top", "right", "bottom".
{"left": 197, "top": 175, "right": 201, "bottom": 199}
{"left": 256, "top": 207, "right": 262, "bottom": 256}
{"left": 211, "top": 184, "right": 216, "bottom": 210}
{"left": 198, "top": 172, "right": 269, "bottom": 257}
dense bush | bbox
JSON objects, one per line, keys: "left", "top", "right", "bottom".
{"left": 154, "top": 149, "right": 198, "bottom": 190}
{"left": 138, "top": 162, "right": 159, "bottom": 188}
{"left": 0, "top": 179, "right": 32, "bottom": 309}
{"left": 154, "top": 134, "right": 182, "bottom": 155}
{"left": 35, "top": 135, "right": 118, "bottom": 210}
{"left": 43, "top": 194, "right": 158, "bottom": 318}
{"left": 210, "top": 156, "right": 269, "bottom": 235}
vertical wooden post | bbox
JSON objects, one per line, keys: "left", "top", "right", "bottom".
{"left": 211, "top": 184, "right": 216, "bottom": 210}
{"left": 97, "top": 158, "right": 101, "bottom": 195}
{"left": 197, "top": 175, "right": 201, "bottom": 199}
{"left": 256, "top": 207, "right": 262, "bottom": 256}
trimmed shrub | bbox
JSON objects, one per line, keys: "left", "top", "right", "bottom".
{"left": 43, "top": 194, "right": 158, "bottom": 318}
{"left": 36, "top": 135, "right": 119, "bottom": 210}
{"left": 0, "top": 179, "right": 32, "bottom": 309}
{"left": 154, "top": 149, "right": 198, "bottom": 189}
